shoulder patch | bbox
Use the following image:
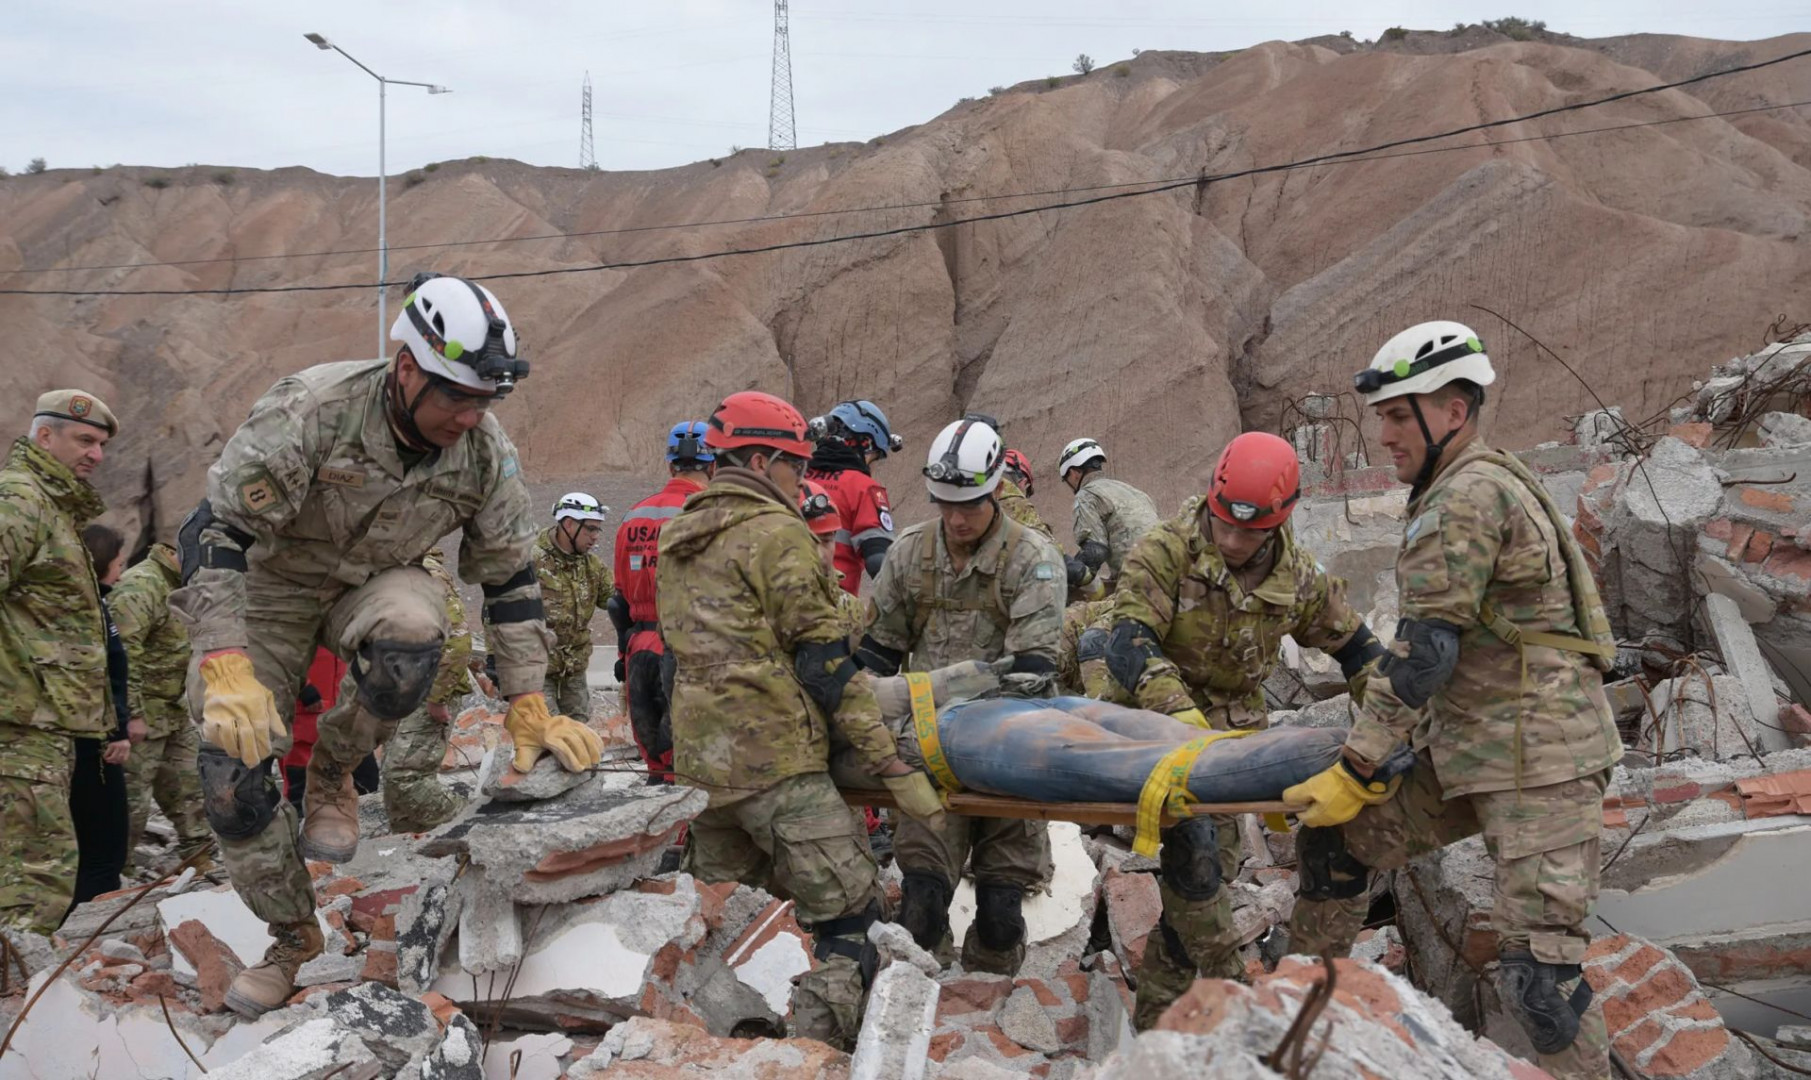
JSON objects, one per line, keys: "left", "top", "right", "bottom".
{"left": 240, "top": 477, "right": 277, "bottom": 513}
{"left": 500, "top": 455, "right": 520, "bottom": 479}
{"left": 1034, "top": 563, "right": 1057, "bottom": 581}
{"left": 879, "top": 510, "right": 894, "bottom": 532}
{"left": 1405, "top": 510, "right": 1438, "bottom": 545}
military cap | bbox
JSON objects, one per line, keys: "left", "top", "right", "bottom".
{"left": 34, "top": 389, "right": 118, "bottom": 436}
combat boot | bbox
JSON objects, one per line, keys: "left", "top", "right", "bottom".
{"left": 223, "top": 919, "right": 323, "bottom": 1018}
{"left": 299, "top": 755, "right": 360, "bottom": 863}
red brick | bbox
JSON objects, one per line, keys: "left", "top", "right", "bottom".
{"left": 1703, "top": 518, "right": 1734, "bottom": 541}
{"left": 316, "top": 876, "right": 366, "bottom": 899}
{"left": 940, "top": 976, "right": 1014, "bottom": 1012}
{"left": 1739, "top": 487, "right": 1797, "bottom": 514}
{"left": 1763, "top": 546, "right": 1811, "bottom": 582}
{"left": 1782, "top": 704, "right": 1811, "bottom": 737}
{"left": 1726, "top": 524, "right": 1755, "bottom": 563}
{"left": 1745, "top": 530, "right": 1776, "bottom": 563}
{"left": 167, "top": 920, "right": 243, "bottom": 1014}
{"left": 1646, "top": 1026, "right": 1731, "bottom": 1075}
{"left": 361, "top": 946, "right": 398, "bottom": 986}
{"left": 1612, "top": 1016, "right": 1666, "bottom": 1055}
{"left": 982, "top": 1027, "right": 1034, "bottom": 1057}
{"left": 348, "top": 886, "right": 416, "bottom": 921}
{"left": 418, "top": 990, "right": 463, "bottom": 1028}
{"left": 1652, "top": 783, "right": 1702, "bottom": 804}
{"left": 288, "top": 981, "right": 357, "bottom": 1005}
{"left": 127, "top": 970, "right": 184, "bottom": 1002}
{"left": 1015, "top": 977, "right": 1064, "bottom": 1007}
{"left": 1602, "top": 943, "right": 1667, "bottom": 985}
{"left": 1060, "top": 973, "right": 1092, "bottom": 1003}
{"left": 1053, "top": 1015, "right": 1089, "bottom": 1047}
{"left": 1669, "top": 422, "right": 1713, "bottom": 448}
{"left": 927, "top": 1031, "right": 962, "bottom": 1062}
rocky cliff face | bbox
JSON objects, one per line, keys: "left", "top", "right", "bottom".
{"left": 3, "top": 30, "right": 1808, "bottom": 545}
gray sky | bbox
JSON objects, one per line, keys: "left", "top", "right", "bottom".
{"left": 5, "top": 1, "right": 1805, "bottom": 177}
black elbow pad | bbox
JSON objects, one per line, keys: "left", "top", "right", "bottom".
{"left": 177, "top": 499, "right": 254, "bottom": 585}
{"left": 605, "top": 592, "right": 632, "bottom": 636}
{"left": 854, "top": 635, "right": 903, "bottom": 677}
{"left": 1007, "top": 654, "right": 1058, "bottom": 677}
{"left": 1077, "top": 540, "right": 1111, "bottom": 572}
{"left": 1382, "top": 618, "right": 1461, "bottom": 708}
{"left": 1330, "top": 623, "right": 1386, "bottom": 680}
{"left": 1104, "top": 620, "right": 1164, "bottom": 694}
{"left": 859, "top": 537, "right": 892, "bottom": 579}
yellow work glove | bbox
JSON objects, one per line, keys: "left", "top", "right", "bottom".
{"left": 198, "top": 651, "right": 287, "bottom": 767}
{"left": 1171, "top": 707, "right": 1211, "bottom": 730}
{"left": 505, "top": 693, "right": 605, "bottom": 773}
{"left": 882, "top": 771, "right": 946, "bottom": 827}
{"left": 1282, "top": 759, "right": 1401, "bottom": 828}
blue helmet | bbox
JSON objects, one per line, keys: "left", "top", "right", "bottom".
{"left": 825, "top": 400, "right": 904, "bottom": 459}
{"left": 666, "top": 420, "right": 714, "bottom": 463}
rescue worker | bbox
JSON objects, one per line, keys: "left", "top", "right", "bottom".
{"left": 1056, "top": 598, "right": 1125, "bottom": 702}
{"left": 1284, "top": 322, "right": 1621, "bottom": 1080}
{"left": 378, "top": 547, "right": 474, "bottom": 832}
{"left": 610, "top": 421, "right": 714, "bottom": 783}
{"left": 855, "top": 417, "right": 1066, "bottom": 975}
{"left": 804, "top": 399, "right": 902, "bottom": 594}
{"left": 536, "top": 492, "right": 612, "bottom": 720}
{"left": 1057, "top": 437, "right": 1159, "bottom": 592}
{"left": 0, "top": 390, "right": 118, "bottom": 940}
{"left": 801, "top": 478, "right": 868, "bottom": 638}
{"left": 108, "top": 541, "right": 214, "bottom": 874}
{"left": 656, "top": 390, "right": 942, "bottom": 1049}
{"left": 1103, "top": 431, "right": 1385, "bottom": 1029}
{"left": 169, "top": 271, "right": 603, "bottom": 1018}
{"left": 997, "top": 448, "right": 1053, "bottom": 539}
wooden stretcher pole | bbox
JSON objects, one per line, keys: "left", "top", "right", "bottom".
{"left": 845, "top": 788, "right": 1304, "bottom": 828}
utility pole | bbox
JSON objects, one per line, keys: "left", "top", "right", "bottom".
{"left": 768, "top": 1, "right": 796, "bottom": 152}
{"left": 579, "top": 71, "right": 596, "bottom": 170}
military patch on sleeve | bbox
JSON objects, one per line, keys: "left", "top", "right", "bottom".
{"left": 879, "top": 510, "right": 895, "bottom": 532}
{"left": 1034, "top": 562, "right": 1057, "bottom": 581}
{"left": 1405, "top": 510, "right": 1438, "bottom": 545}
{"left": 501, "top": 455, "right": 520, "bottom": 479}
{"left": 240, "top": 477, "right": 277, "bottom": 513}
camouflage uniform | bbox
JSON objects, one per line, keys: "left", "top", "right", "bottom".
{"left": 379, "top": 550, "right": 474, "bottom": 833}
{"left": 1071, "top": 473, "right": 1159, "bottom": 587}
{"left": 862, "top": 510, "right": 1065, "bottom": 974}
{"left": 108, "top": 544, "right": 211, "bottom": 870}
{"left": 657, "top": 468, "right": 901, "bottom": 1051}
{"left": 0, "top": 438, "right": 110, "bottom": 936}
{"left": 831, "top": 589, "right": 869, "bottom": 643}
{"left": 1056, "top": 598, "right": 1127, "bottom": 702}
{"left": 1287, "top": 440, "right": 1621, "bottom": 1080}
{"left": 997, "top": 477, "right": 1053, "bottom": 539}
{"left": 1113, "top": 498, "right": 1362, "bottom": 1029}
{"left": 535, "top": 527, "right": 612, "bottom": 720}
{"left": 169, "top": 358, "right": 549, "bottom": 930}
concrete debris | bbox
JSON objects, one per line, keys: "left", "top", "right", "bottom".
{"left": 565, "top": 1015, "right": 850, "bottom": 1078}
{"left": 1646, "top": 672, "right": 1766, "bottom": 763}
{"left": 412, "top": 1012, "right": 486, "bottom": 1080}
{"left": 950, "top": 822, "right": 1100, "bottom": 980}
{"left": 871, "top": 918, "right": 943, "bottom": 977}
{"left": 1703, "top": 592, "right": 1794, "bottom": 753}
{"left": 204, "top": 1016, "right": 382, "bottom": 1080}
{"left": 319, "top": 981, "right": 444, "bottom": 1071}
{"left": 1734, "top": 768, "right": 1811, "bottom": 815}
{"left": 453, "top": 866, "right": 523, "bottom": 975}
{"left": 477, "top": 1030, "right": 571, "bottom": 1080}
{"left": 1584, "top": 934, "right": 1760, "bottom": 1080}
{"left": 997, "top": 983, "right": 1065, "bottom": 1055}
{"left": 1100, "top": 867, "right": 1160, "bottom": 977}
{"left": 416, "top": 769, "right": 704, "bottom": 904}
{"left": 476, "top": 745, "right": 595, "bottom": 803}
{"left": 1758, "top": 410, "right": 1811, "bottom": 448}
{"left": 852, "top": 960, "right": 943, "bottom": 1080}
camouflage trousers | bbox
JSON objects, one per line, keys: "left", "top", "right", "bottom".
{"left": 123, "top": 722, "right": 212, "bottom": 871}
{"left": 543, "top": 666, "right": 591, "bottom": 722}
{"left": 1131, "top": 812, "right": 1248, "bottom": 1030}
{"left": 189, "top": 567, "right": 448, "bottom": 927}
{"left": 1287, "top": 753, "right": 1610, "bottom": 1080}
{"left": 0, "top": 724, "right": 77, "bottom": 937}
{"left": 894, "top": 812, "right": 1050, "bottom": 975}
{"left": 379, "top": 705, "right": 461, "bottom": 834}
{"left": 684, "top": 772, "right": 879, "bottom": 1051}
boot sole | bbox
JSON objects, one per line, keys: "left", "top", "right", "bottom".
{"left": 224, "top": 988, "right": 282, "bottom": 1019}
{"left": 297, "top": 833, "right": 358, "bottom": 863}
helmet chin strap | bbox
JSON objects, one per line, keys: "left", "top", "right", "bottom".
{"left": 1407, "top": 395, "right": 1471, "bottom": 503}
{"left": 384, "top": 364, "right": 437, "bottom": 453}
{"left": 556, "top": 518, "right": 586, "bottom": 553}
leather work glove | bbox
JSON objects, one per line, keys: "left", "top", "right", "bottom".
{"left": 1282, "top": 758, "right": 1401, "bottom": 828}
{"left": 1171, "top": 708, "right": 1211, "bottom": 730}
{"left": 882, "top": 771, "right": 946, "bottom": 828}
{"left": 198, "top": 651, "right": 287, "bottom": 767}
{"left": 505, "top": 692, "right": 605, "bottom": 773}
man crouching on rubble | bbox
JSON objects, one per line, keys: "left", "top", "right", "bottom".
{"left": 1283, "top": 321, "right": 1623, "bottom": 1080}
{"left": 169, "top": 273, "right": 602, "bottom": 1017}
{"left": 655, "top": 390, "right": 945, "bottom": 1050}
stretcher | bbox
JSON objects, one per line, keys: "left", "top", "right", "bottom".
{"left": 844, "top": 787, "right": 1302, "bottom": 828}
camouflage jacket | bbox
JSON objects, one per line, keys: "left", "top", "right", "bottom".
{"left": 997, "top": 477, "right": 1054, "bottom": 539}
{"left": 1058, "top": 598, "right": 1132, "bottom": 703}
{"left": 1113, "top": 498, "right": 1360, "bottom": 727}
{"left": 424, "top": 551, "right": 474, "bottom": 707}
{"left": 0, "top": 437, "right": 111, "bottom": 740}
{"left": 864, "top": 510, "right": 1065, "bottom": 692}
{"left": 534, "top": 528, "right": 613, "bottom": 679}
{"left": 168, "top": 359, "right": 550, "bottom": 696}
{"left": 657, "top": 468, "right": 898, "bottom": 804}
{"left": 1072, "top": 474, "right": 1159, "bottom": 576}
{"left": 1346, "top": 440, "right": 1622, "bottom": 797}
{"left": 108, "top": 544, "right": 190, "bottom": 737}
{"left": 832, "top": 588, "right": 870, "bottom": 644}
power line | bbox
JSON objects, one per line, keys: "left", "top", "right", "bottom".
{"left": 4, "top": 46, "right": 1806, "bottom": 299}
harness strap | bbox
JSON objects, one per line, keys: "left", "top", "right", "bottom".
{"left": 907, "top": 672, "right": 962, "bottom": 794}
{"left": 1132, "top": 728, "right": 1257, "bottom": 857}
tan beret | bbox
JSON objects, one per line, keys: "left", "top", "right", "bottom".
{"left": 34, "top": 389, "right": 118, "bottom": 436}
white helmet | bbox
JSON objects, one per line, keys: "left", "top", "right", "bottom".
{"left": 553, "top": 492, "right": 608, "bottom": 524}
{"left": 1057, "top": 437, "right": 1106, "bottom": 476}
{"left": 390, "top": 272, "right": 528, "bottom": 396}
{"left": 924, "top": 418, "right": 1004, "bottom": 503}
{"left": 1356, "top": 321, "right": 1496, "bottom": 406}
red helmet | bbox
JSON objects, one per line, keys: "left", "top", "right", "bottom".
{"left": 705, "top": 391, "right": 813, "bottom": 458}
{"left": 1208, "top": 432, "right": 1301, "bottom": 530}
{"left": 799, "top": 478, "right": 840, "bottom": 537}
{"left": 1002, "top": 448, "right": 1035, "bottom": 496}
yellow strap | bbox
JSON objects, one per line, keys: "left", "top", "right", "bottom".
{"left": 1132, "top": 728, "right": 1256, "bottom": 857}
{"left": 907, "top": 672, "right": 961, "bottom": 793}
{"left": 1263, "top": 812, "right": 1291, "bottom": 834}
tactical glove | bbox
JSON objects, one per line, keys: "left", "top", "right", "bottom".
{"left": 613, "top": 656, "right": 626, "bottom": 682}
{"left": 882, "top": 771, "right": 946, "bottom": 828}
{"left": 1282, "top": 758, "right": 1401, "bottom": 827}
{"left": 1171, "top": 707, "right": 1211, "bottom": 730}
{"left": 198, "top": 651, "right": 287, "bottom": 767}
{"left": 505, "top": 692, "right": 605, "bottom": 773}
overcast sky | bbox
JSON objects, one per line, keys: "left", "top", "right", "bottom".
{"left": 5, "top": 1, "right": 1805, "bottom": 177}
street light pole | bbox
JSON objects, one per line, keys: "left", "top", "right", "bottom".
{"left": 304, "top": 33, "right": 449, "bottom": 358}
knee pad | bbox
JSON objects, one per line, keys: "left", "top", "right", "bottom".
{"left": 1498, "top": 950, "right": 1593, "bottom": 1055}
{"left": 974, "top": 883, "right": 1027, "bottom": 953}
{"left": 351, "top": 638, "right": 443, "bottom": 720}
{"left": 809, "top": 898, "right": 882, "bottom": 989}
{"left": 1296, "top": 826, "right": 1369, "bottom": 901}
{"left": 899, "top": 871, "right": 953, "bottom": 952}
{"left": 197, "top": 747, "right": 281, "bottom": 841}
{"left": 1159, "top": 816, "right": 1222, "bottom": 902}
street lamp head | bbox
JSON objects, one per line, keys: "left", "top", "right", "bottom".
{"left": 304, "top": 32, "right": 333, "bottom": 50}
{"left": 428, "top": 85, "right": 451, "bottom": 95}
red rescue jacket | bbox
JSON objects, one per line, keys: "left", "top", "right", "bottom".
{"left": 804, "top": 465, "right": 893, "bottom": 594}
{"left": 613, "top": 475, "right": 706, "bottom": 655}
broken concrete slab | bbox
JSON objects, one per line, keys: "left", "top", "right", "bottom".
{"left": 408, "top": 1012, "right": 484, "bottom": 1080}
{"left": 871, "top": 919, "right": 942, "bottom": 977}
{"left": 566, "top": 1015, "right": 851, "bottom": 1079}
{"left": 417, "top": 770, "right": 704, "bottom": 904}
{"left": 997, "top": 983, "right": 1063, "bottom": 1055}
{"left": 1085, "top": 970, "right": 1132, "bottom": 1063}
{"left": 319, "top": 981, "right": 443, "bottom": 1072}
{"left": 1758, "top": 410, "right": 1811, "bottom": 448}
{"left": 715, "top": 893, "right": 815, "bottom": 1022}
{"left": 1100, "top": 867, "right": 1159, "bottom": 977}
{"left": 479, "top": 1031, "right": 573, "bottom": 1080}
{"left": 476, "top": 745, "right": 594, "bottom": 803}
{"left": 395, "top": 875, "right": 462, "bottom": 995}
{"left": 1704, "top": 593, "right": 1794, "bottom": 753}
{"left": 203, "top": 1016, "right": 382, "bottom": 1080}
{"left": 851, "top": 961, "right": 942, "bottom": 1080}
{"left": 453, "top": 865, "right": 522, "bottom": 975}
{"left": 1647, "top": 672, "right": 1765, "bottom": 763}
